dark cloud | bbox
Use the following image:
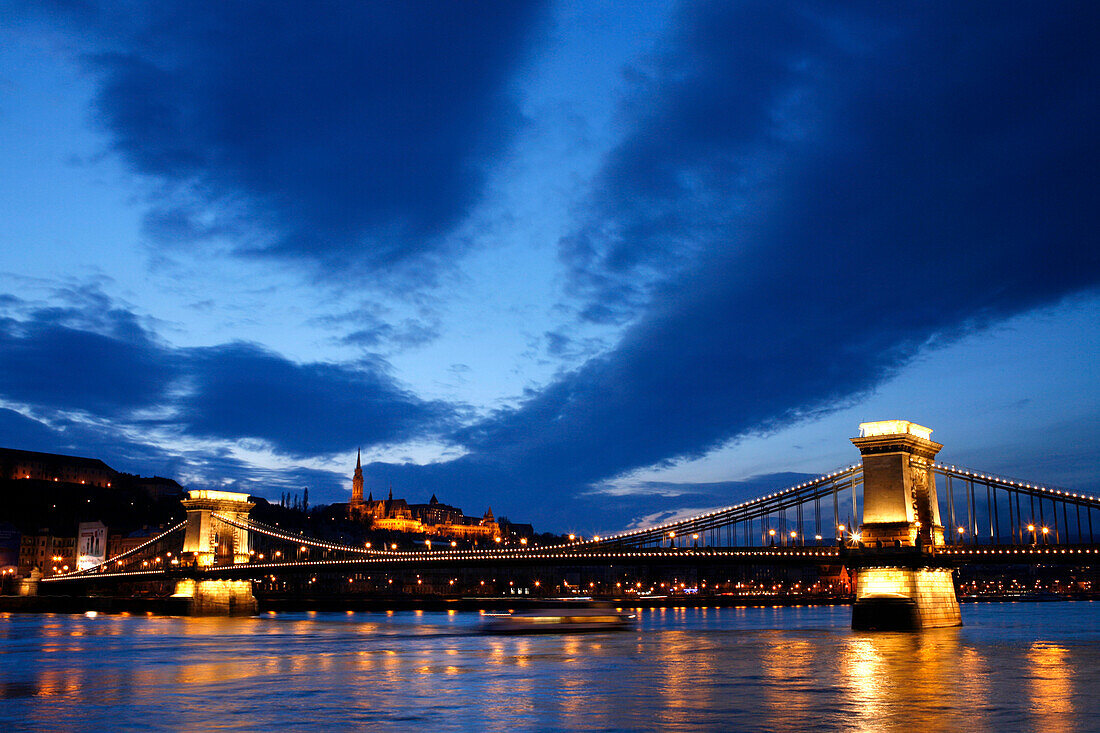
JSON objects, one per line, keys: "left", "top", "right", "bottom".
{"left": 48, "top": 1, "right": 547, "bottom": 274}
{"left": 0, "top": 312, "right": 177, "bottom": 418}
{"left": 0, "top": 298, "right": 453, "bottom": 459}
{"left": 312, "top": 303, "right": 441, "bottom": 352}
{"left": 0, "top": 409, "right": 65, "bottom": 454}
{"left": 180, "top": 342, "right": 454, "bottom": 457}
{"left": 0, "top": 407, "right": 183, "bottom": 478}
{"left": 361, "top": 1, "right": 1100, "bottom": 529}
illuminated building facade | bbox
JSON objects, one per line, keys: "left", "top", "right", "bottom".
{"left": 345, "top": 459, "right": 500, "bottom": 540}
{"left": 18, "top": 532, "right": 76, "bottom": 575}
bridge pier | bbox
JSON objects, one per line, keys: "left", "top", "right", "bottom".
{"left": 850, "top": 421, "right": 961, "bottom": 630}
{"left": 172, "top": 578, "right": 257, "bottom": 615}
{"left": 851, "top": 564, "right": 960, "bottom": 630}
{"left": 18, "top": 568, "right": 42, "bottom": 597}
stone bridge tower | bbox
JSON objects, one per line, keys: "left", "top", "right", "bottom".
{"left": 851, "top": 420, "right": 945, "bottom": 548}
{"left": 850, "top": 420, "right": 960, "bottom": 630}
{"left": 176, "top": 489, "right": 257, "bottom": 615}
{"left": 181, "top": 489, "right": 255, "bottom": 566}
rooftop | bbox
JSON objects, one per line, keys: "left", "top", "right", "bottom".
{"left": 858, "top": 420, "right": 933, "bottom": 441}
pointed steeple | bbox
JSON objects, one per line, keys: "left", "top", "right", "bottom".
{"left": 350, "top": 447, "right": 364, "bottom": 509}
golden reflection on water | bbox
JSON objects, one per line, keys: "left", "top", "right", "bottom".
{"left": 3, "top": 606, "right": 1099, "bottom": 730}
{"left": 836, "top": 628, "right": 1011, "bottom": 731}
{"left": 1028, "top": 642, "right": 1076, "bottom": 729}
{"left": 761, "top": 636, "right": 820, "bottom": 731}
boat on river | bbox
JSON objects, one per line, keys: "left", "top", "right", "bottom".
{"left": 482, "top": 607, "right": 636, "bottom": 633}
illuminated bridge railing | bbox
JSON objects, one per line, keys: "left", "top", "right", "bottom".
{"left": 218, "top": 514, "right": 565, "bottom": 562}
{"left": 43, "top": 520, "right": 187, "bottom": 582}
{"left": 213, "top": 514, "right": 381, "bottom": 556}
{"left": 48, "top": 461, "right": 1100, "bottom": 585}
{"left": 582, "top": 466, "right": 864, "bottom": 550}
{"left": 216, "top": 513, "right": 840, "bottom": 567}
{"left": 933, "top": 464, "right": 1100, "bottom": 546}
{"left": 582, "top": 463, "right": 1100, "bottom": 552}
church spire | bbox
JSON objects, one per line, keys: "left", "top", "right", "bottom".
{"left": 350, "top": 447, "right": 364, "bottom": 512}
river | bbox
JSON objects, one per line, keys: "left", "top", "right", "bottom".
{"left": 3, "top": 602, "right": 1099, "bottom": 731}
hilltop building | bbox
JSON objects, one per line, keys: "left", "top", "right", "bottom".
{"left": 343, "top": 453, "right": 499, "bottom": 540}
{"left": 0, "top": 447, "right": 116, "bottom": 487}
{"left": 0, "top": 447, "right": 184, "bottom": 499}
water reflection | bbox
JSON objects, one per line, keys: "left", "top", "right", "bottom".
{"left": 1029, "top": 642, "right": 1076, "bottom": 730}
{"left": 760, "top": 636, "right": 823, "bottom": 731}
{"left": 1, "top": 604, "right": 1098, "bottom": 731}
{"left": 839, "top": 631, "right": 980, "bottom": 730}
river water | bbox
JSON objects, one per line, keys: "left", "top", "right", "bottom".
{"left": 3, "top": 602, "right": 1099, "bottom": 731}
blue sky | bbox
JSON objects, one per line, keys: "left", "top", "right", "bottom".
{"left": 0, "top": 1, "right": 1097, "bottom": 534}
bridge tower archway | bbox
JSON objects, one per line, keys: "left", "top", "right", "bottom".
{"left": 181, "top": 490, "right": 255, "bottom": 566}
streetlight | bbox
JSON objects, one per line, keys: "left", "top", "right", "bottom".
{"left": 1027, "top": 524, "right": 1036, "bottom": 545}
{"left": 1041, "top": 527, "right": 1050, "bottom": 544}
{"left": 790, "top": 530, "right": 798, "bottom": 547}
{"left": 768, "top": 528, "right": 776, "bottom": 546}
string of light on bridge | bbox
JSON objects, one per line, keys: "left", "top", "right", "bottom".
{"left": 49, "top": 521, "right": 187, "bottom": 579}
{"left": 934, "top": 463, "right": 1100, "bottom": 504}
{"left": 215, "top": 514, "right": 558, "bottom": 559}
{"left": 580, "top": 465, "right": 863, "bottom": 546}
{"left": 210, "top": 546, "right": 847, "bottom": 572}
{"left": 42, "top": 460, "right": 1100, "bottom": 586}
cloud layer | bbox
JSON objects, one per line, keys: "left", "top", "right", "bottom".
{"left": 3, "top": 1, "right": 1098, "bottom": 531}
{"left": 0, "top": 292, "right": 453, "bottom": 460}
{"left": 51, "top": 1, "right": 547, "bottom": 275}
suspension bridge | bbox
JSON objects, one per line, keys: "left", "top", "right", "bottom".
{"left": 36, "top": 420, "right": 1100, "bottom": 627}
